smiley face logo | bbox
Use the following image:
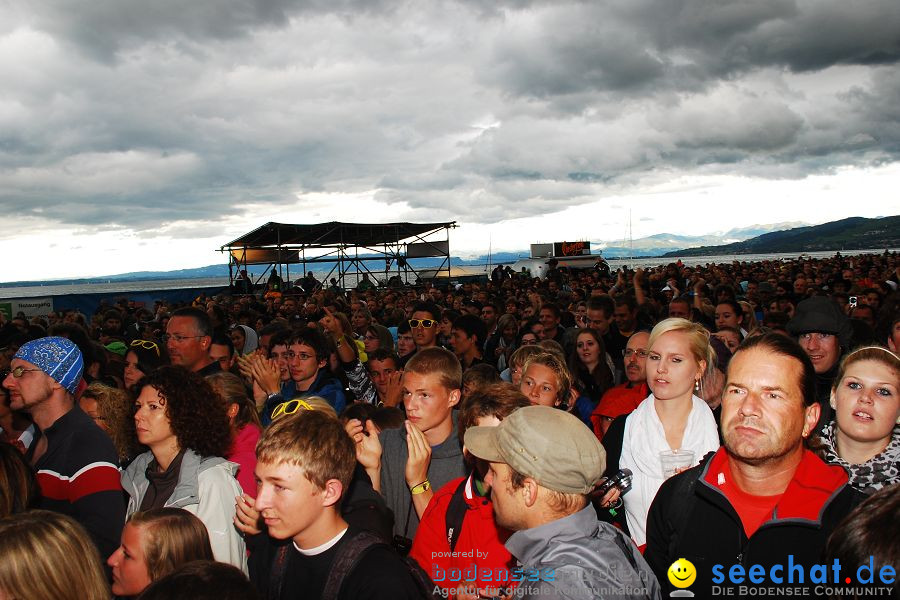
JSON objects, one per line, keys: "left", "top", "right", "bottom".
{"left": 667, "top": 558, "right": 696, "bottom": 589}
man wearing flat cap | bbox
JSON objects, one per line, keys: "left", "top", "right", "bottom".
{"left": 3, "top": 336, "right": 125, "bottom": 560}
{"left": 465, "top": 405, "right": 660, "bottom": 600}
{"left": 787, "top": 296, "right": 854, "bottom": 432}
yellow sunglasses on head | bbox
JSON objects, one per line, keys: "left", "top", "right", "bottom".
{"left": 270, "top": 399, "right": 314, "bottom": 420}
{"left": 130, "top": 339, "right": 161, "bottom": 356}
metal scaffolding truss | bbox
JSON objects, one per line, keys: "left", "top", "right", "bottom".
{"left": 219, "top": 221, "right": 456, "bottom": 290}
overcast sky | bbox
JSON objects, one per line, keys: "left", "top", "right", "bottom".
{"left": 2, "top": 0, "right": 899, "bottom": 281}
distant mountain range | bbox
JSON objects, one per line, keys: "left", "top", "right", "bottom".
{"left": 2, "top": 216, "right": 895, "bottom": 288}
{"left": 596, "top": 222, "right": 808, "bottom": 258}
{"left": 660, "top": 216, "right": 900, "bottom": 257}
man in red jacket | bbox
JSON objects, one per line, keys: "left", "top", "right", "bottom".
{"left": 409, "top": 383, "right": 529, "bottom": 600}
{"left": 590, "top": 330, "right": 650, "bottom": 439}
{"left": 644, "top": 333, "right": 862, "bottom": 597}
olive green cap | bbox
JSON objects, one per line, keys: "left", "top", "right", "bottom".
{"left": 464, "top": 405, "right": 605, "bottom": 494}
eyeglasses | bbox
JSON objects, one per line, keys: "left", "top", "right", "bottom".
{"left": 162, "top": 334, "right": 205, "bottom": 344}
{"left": 409, "top": 319, "right": 437, "bottom": 329}
{"left": 286, "top": 352, "right": 315, "bottom": 361}
{"left": 364, "top": 334, "right": 379, "bottom": 341}
{"left": 623, "top": 349, "right": 649, "bottom": 359}
{"left": 271, "top": 399, "right": 314, "bottom": 420}
{"left": 9, "top": 366, "right": 43, "bottom": 378}
{"left": 130, "top": 339, "right": 160, "bottom": 356}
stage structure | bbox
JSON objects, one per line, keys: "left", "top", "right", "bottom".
{"left": 219, "top": 221, "right": 456, "bottom": 290}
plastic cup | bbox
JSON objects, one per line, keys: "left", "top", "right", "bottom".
{"left": 659, "top": 449, "right": 695, "bottom": 479}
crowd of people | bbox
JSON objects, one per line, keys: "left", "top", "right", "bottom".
{"left": 0, "top": 250, "right": 898, "bottom": 599}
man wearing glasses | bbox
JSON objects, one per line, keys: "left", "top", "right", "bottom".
{"left": 260, "top": 329, "right": 346, "bottom": 425}
{"left": 409, "top": 301, "right": 441, "bottom": 352}
{"left": 3, "top": 336, "right": 124, "bottom": 561}
{"left": 165, "top": 307, "right": 220, "bottom": 376}
{"left": 589, "top": 331, "right": 650, "bottom": 440}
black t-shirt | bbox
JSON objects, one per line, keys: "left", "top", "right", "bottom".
{"left": 249, "top": 527, "right": 422, "bottom": 600}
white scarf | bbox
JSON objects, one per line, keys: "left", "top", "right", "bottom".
{"left": 620, "top": 394, "right": 720, "bottom": 546}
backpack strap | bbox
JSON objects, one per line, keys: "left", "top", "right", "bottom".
{"left": 321, "top": 530, "right": 385, "bottom": 600}
{"left": 268, "top": 543, "right": 291, "bottom": 600}
{"left": 445, "top": 476, "right": 470, "bottom": 552}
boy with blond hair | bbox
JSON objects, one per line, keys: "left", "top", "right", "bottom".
{"left": 248, "top": 410, "right": 420, "bottom": 599}
{"left": 346, "top": 347, "right": 467, "bottom": 545}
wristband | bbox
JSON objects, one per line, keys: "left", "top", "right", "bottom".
{"left": 410, "top": 480, "right": 431, "bottom": 495}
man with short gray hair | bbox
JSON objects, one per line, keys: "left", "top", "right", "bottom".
{"left": 465, "top": 405, "right": 661, "bottom": 600}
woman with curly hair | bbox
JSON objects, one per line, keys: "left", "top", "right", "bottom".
{"left": 121, "top": 366, "right": 246, "bottom": 572}
{"left": 79, "top": 382, "right": 140, "bottom": 465}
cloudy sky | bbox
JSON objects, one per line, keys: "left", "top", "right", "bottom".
{"left": 2, "top": 0, "right": 899, "bottom": 281}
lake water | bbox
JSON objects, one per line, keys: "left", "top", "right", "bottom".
{"left": 1, "top": 248, "right": 894, "bottom": 299}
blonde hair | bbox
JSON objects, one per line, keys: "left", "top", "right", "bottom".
{"left": 129, "top": 508, "right": 214, "bottom": 582}
{"left": 405, "top": 346, "right": 462, "bottom": 391}
{"left": 522, "top": 351, "right": 572, "bottom": 405}
{"left": 833, "top": 346, "right": 900, "bottom": 391}
{"left": 739, "top": 300, "right": 759, "bottom": 332}
{"left": 510, "top": 345, "right": 544, "bottom": 369}
{"left": 648, "top": 317, "right": 715, "bottom": 379}
{"left": 0, "top": 510, "right": 109, "bottom": 600}
{"left": 82, "top": 382, "right": 138, "bottom": 462}
{"left": 256, "top": 408, "right": 355, "bottom": 491}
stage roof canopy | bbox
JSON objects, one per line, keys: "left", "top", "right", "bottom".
{"left": 223, "top": 221, "right": 456, "bottom": 249}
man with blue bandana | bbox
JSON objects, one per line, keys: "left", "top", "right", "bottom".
{"left": 3, "top": 336, "right": 125, "bottom": 560}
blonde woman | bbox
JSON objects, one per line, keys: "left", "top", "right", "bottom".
{"left": 107, "top": 507, "right": 214, "bottom": 598}
{"left": 812, "top": 346, "right": 899, "bottom": 494}
{"left": 602, "top": 318, "right": 720, "bottom": 547}
{"left": 0, "top": 510, "right": 109, "bottom": 600}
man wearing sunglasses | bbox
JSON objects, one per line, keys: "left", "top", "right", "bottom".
{"left": 409, "top": 302, "right": 441, "bottom": 352}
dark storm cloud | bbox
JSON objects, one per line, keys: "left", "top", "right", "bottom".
{"left": 1, "top": 0, "right": 898, "bottom": 233}
{"left": 485, "top": 0, "right": 900, "bottom": 98}
{"left": 15, "top": 0, "right": 402, "bottom": 60}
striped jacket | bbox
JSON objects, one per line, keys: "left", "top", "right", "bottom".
{"left": 35, "top": 407, "right": 125, "bottom": 560}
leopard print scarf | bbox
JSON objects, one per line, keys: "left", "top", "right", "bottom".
{"left": 812, "top": 421, "right": 900, "bottom": 494}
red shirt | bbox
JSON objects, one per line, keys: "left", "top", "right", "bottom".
{"left": 704, "top": 449, "right": 848, "bottom": 538}
{"left": 227, "top": 423, "right": 261, "bottom": 498}
{"left": 590, "top": 383, "right": 648, "bottom": 439}
{"left": 410, "top": 474, "right": 516, "bottom": 594}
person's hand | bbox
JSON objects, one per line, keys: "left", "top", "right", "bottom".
{"left": 694, "top": 277, "right": 706, "bottom": 293}
{"left": 345, "top": 419, "right": 382, "bottom": 470}
{"left": 600, "top": 487, "right": 621, "bottom": 508}
{"left": 233, "top": 493, "right": 262, "bottom": 536}
{"left": 634, "top": 268, "right": 644, "bottom": 283}
{"left": 319, "top": 306, "right": 344, "bottom": 338}
{"left": 384, "top": 371, "right": 404, "bottom": 408}
{"left": 405, "top": 421, "right": 432, "bottom": 488}
{"left": 251, "top": 357, "right": 281, "bottom": 396}
{"left": 236, "top": 353, "right": 255, "bottom": 380}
